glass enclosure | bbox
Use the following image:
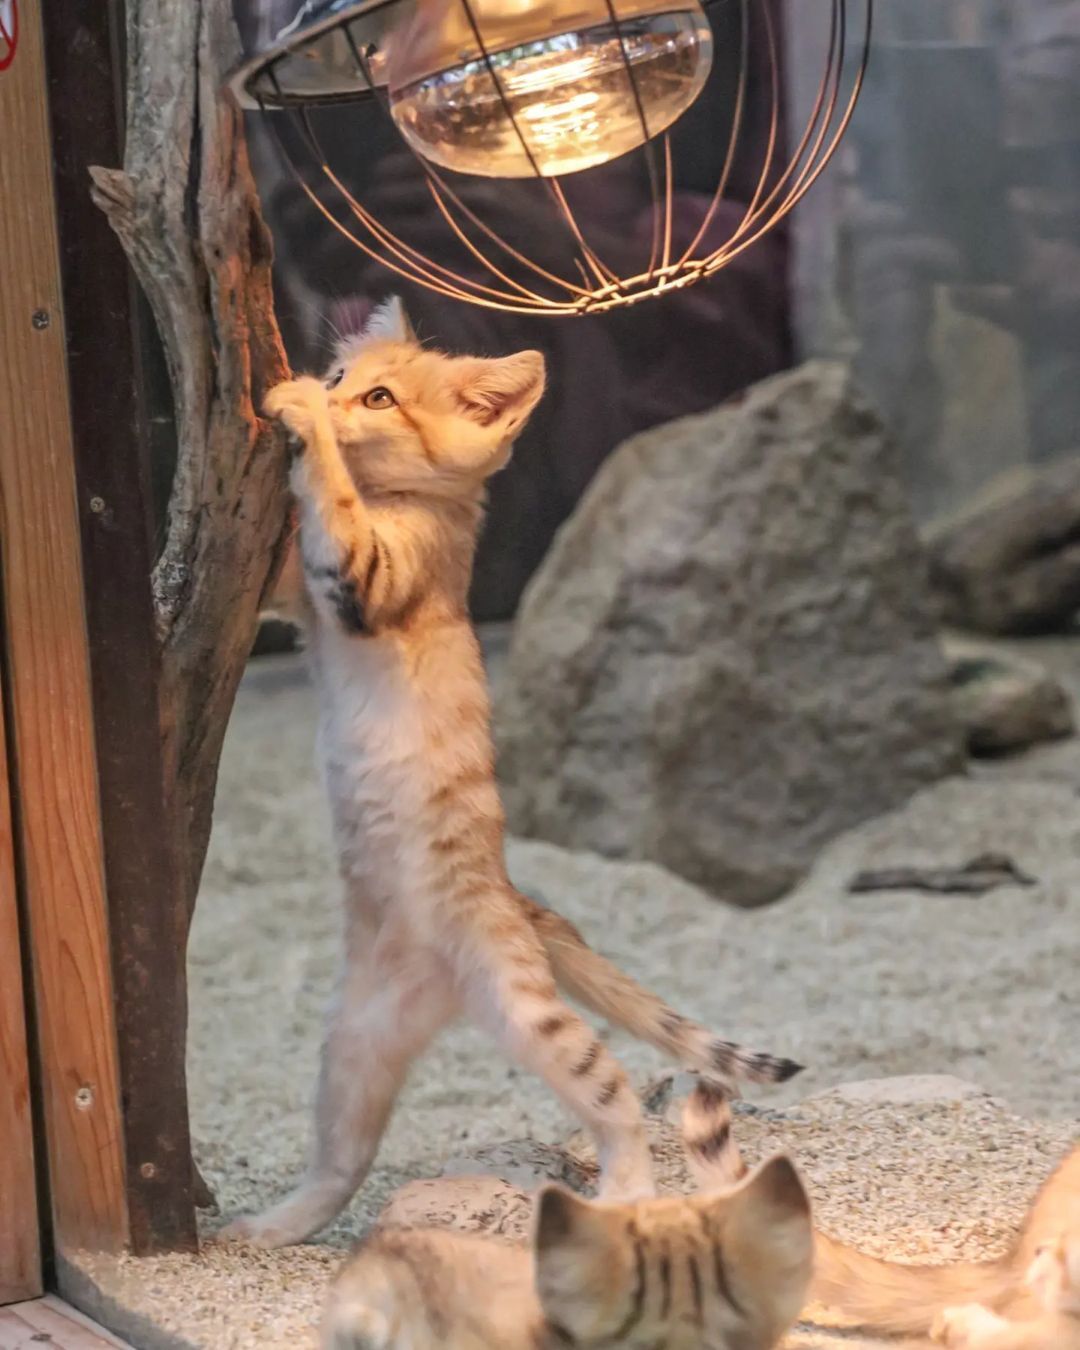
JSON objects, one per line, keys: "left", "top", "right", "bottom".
{"left": 789, "top": 0, "right": 1080, "bottom": 519}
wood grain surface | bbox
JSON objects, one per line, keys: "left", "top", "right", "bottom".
{"left": 0, "top": 0, "right": 128, "bottom": 1258}
{"left": 0, "top": 1296, "right": 132, "bottom": 1348}
{"left": 0, "top": 666, "right": 41, "bottom": 1303}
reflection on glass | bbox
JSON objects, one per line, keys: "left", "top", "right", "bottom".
{"left": 791, "top": 0, "right": 1080, "bottom": 519}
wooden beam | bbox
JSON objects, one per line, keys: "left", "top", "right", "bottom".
{"left": 0, "top": 667, "right": 42, "bottom": 1304}
{"left": 39, "top": 0, "right": 198, "bottom": 1254}
{"left": 0, "top": 0, "right": 128, "bottom": 1257}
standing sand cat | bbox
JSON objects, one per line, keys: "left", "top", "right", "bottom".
{"left": 323, "top": 1082, "right": 814, "bottom": 1350}
{"left": 810, "top": 1144, "right": 1080, "bottom": 1341}
{"left": 222, "top": 300, "right": 800, "bottom": 1248}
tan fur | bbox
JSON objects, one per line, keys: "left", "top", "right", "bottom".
{"left": 812, "top": 1145, "right": 1080, "bottom": 1338}
{"left": 323, "top": 1152, "right": 814, "bottom": 1350}
{"left": 931, "top": 1232, "right": 1080, "bottom": 1349}
{"left": 221, "top": 299, "right": 799, "bottom": 1249}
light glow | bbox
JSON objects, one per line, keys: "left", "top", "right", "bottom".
{"left": 385, "top": 2, "right": 713, "bottom": 178}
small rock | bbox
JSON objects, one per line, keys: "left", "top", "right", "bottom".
{"left": 377, "top": 1175, "right": 534, "bottom": 1242}
{"left": 945, "top": 639, "right": 1074, "bottom": 755}
{"left": 848, "top": 852, "right": 1037, "bottom": 896}
{"left": 375, "top": 1140, "right": 596, "bottom": 1244}
{"left": 927, "top": 457, "right": 1080, "bottom": 635}
{"left": 804, "top": 1075, "right": 990, "bottom": 1107}
{"left": 641, "top": 1070, "right": 702, "bottom": 1124}
{"left": 441, "top": 1139, "right": 592, "bottom": 1192}
{"left": 251, "top": 613, "right": 301, "bottom": 658}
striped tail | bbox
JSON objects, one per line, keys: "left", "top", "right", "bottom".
{"left": 681, "top": 1078, "right": 747, "bottom": 1190}
{"left": 521, "top": 895, "right": 803, "bottom": 1089}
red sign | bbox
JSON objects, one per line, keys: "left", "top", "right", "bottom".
{"left": 0, "top": 1, "right": 17, "bottom": 72}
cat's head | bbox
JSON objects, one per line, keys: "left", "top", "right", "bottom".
{"left": 320, "top": 297, "right": 545, "bottom": 498}
{"left": 533, "top": 1155, "right": 813, "bottom": 1350}
{"left": 1026, "top": 1234, "right": 1080, "bottom": 1316}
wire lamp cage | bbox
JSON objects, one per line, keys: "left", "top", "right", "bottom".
{"left": 231, "top": 0, "right": 873, "bottom": 315}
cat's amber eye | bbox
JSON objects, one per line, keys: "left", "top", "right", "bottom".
{"left": 363, "top": 386, "right": 397, "bottom": 410}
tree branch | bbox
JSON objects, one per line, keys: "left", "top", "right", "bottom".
{"left": 90, "top": 0, "right": 290, "bottom": 909}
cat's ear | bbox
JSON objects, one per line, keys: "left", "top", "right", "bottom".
{"left": 454, "top": 350, "right": 545, "bottom": 432}
{"left": 534, "top": 1187, "right": 629, "bottom": 1334}
{"left": 364, "top": 295, "right": 418, "bottom": 345}
{"left": 535, "top": 1186, "right": 611, "bottom": 1252}
{"left": 723, "top": 1154, "right": 812, "bottom": 1243}
{"left": 714, "top": 1155, "right": 813, "bottom": 1322}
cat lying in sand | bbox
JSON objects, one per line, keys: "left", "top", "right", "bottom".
{"left": 223, "top": 299, "right": 799, "bottom": 1249}
{"left": 323, "top": 1081, "right": 814, "bottom": 1350}
{"left": 811, "top": 1143, "right": 1080, "bottom": 1348}
{"left": 932, "top": 1233, "right": 1080, "bottom": 1349}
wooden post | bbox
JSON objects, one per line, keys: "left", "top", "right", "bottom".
{"left": 0, "top": 0, "right": 129, "bottom": 1261}
{"left": 40, "top": 0, "right": 198, "bottom": 1255}
{"left": 0, "top": 670, "right": 42, "bottom": 1304}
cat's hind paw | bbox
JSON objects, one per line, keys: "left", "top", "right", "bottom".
{"left": 217, "top": 1178, "right": 351, "bottom": 1249}
{"left": 217, "top": 1211, "right": 309, "bottom": 1250}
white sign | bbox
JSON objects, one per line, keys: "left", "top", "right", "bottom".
{"left": 0, "top": 1, "right": 17, "bottom": 73}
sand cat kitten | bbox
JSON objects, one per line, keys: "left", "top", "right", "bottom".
{"left": 810, "top": 1144, "right": 1080, "bottom": 1339}
{"left": 323, "top": 1082, "right": 814, "bottom": 1350}
{"left": 222, "top": 300, "right": 800, "bottom": 1249}
{"left": 932, "top": 1234, "right": 1080, "bottom": 1349}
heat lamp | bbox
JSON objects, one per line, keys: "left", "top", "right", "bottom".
{"left": 230, "top": 0, "right": 872, "bottom": 313}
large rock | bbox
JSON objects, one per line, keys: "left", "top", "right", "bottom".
{"left": 496, "top": 363, "right": 963, "bottom": 905}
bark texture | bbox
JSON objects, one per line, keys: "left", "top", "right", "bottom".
{"left": 88, "top": 1, "right": 291, "bottom": 1225}
{"left": 90, "top": 2, "right": 290, "bottom": 905}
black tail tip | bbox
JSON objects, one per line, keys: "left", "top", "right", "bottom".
{"left": 774, "top": 1058, "right": 805, "bottom": 1083}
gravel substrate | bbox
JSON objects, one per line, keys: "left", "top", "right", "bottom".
{"left": 69, "top": 641, "right": 1080, "bottom": 1348}
{"left": 69, "top": 1089, "right": 1076, "bottom": 1350}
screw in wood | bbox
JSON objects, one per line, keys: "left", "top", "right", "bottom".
{"left": 31, "top": 309, "right": 50, "bottom": 330}
{"left": 74, "top": 1085, "right": 94, "bottom": 1110}
{"left": 139, "top": 1161, "right": 158, "bottom": 1179}
{"left": 89, "top": 496, "right": 106, "bottom": 514}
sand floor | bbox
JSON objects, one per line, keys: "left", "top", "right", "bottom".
{"left": 72, "top": 634, "right": 1080, "bottom": 1348}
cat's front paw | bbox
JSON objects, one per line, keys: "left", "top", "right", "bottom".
{"left": 264, "top": 376, "right": 329, "bottom": 443}
{"left": 932, "top": 1304, "right": 1000, "bottom": 1346}
{"left": 933, "top": 1308, "right": 967, "bottom": 1345}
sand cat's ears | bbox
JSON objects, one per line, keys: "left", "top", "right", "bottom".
{"left": 454, "top": 350, "right": 545, "bottom": 432}
{"left": 533, "top": 1187, "right": 630, "bottom": 1334}
{"left": 717, "top": 1154, "right": 813, "bottom": 1276}
{"left": 365, "top": 295, "right": 418, "bottom": 345}
{"left": 534, "top": 1186, "right": 614, "bottom": 1252}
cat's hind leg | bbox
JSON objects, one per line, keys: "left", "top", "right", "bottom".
{"left": 455, "top": 890, "right": 654, "bottom": 1202}
{"left": 222, "top": 916, "right": 455, "bottom": 1248}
